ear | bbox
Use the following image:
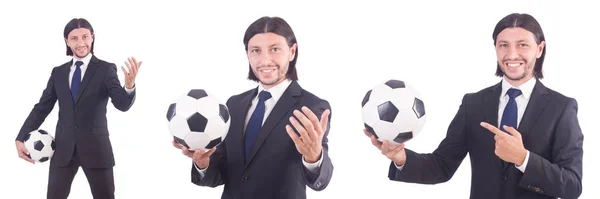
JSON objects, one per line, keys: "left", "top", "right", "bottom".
{"left": 289, "top": 43, "right": 297, "bottom": 62}
{"left": 536, "top": 41, "right": 545, "bottom": 58}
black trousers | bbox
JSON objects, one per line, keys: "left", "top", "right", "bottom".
{"left": 46, "top": 147, "right": 114, "bottom": 199}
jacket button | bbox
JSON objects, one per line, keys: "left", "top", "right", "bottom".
{"left": 503, "top": 176, "right": 508, "bottom": 181}
{"left": 241, "top": 176, "right": 248, "bottom": 182}
{"left": 74, "top": 125, "right": 78, "bottom": 129}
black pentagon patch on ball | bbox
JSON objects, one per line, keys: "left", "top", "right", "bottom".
{"left": 34, "top": 140, "right": 45, "bottom": 151}
{"left": 377, "top": 101, "right": 399, "bottom": 123}
{"left": 364, "top": 123, "right": 378, "bottom": 139}
{"left": 39, "top": 157, "right": 49, "bottom": 162}
{"left": 166, "top": 103, "right": 177, "bottom": 121}
{"left": 187, "top": 89, "right": 208, "bottom": 99}
{"left": 173, "top": 136, "right": 189, "bottom": 148}
{"left": 412, "top": 98, "right": 425, "bottom": 118}
{"left": 361, "top": 90, "right": 372, "bottom": 107}
{"left": 219, "top": 104, "right": 230, "bottom": 123}
{"left": 385, "top": 80, "right": 405, "bottom": 89}
{"left": 187, "top": 112, "right": 208, "bottom": 132}
{"left": 206, "top": 137, "right": 222, "bottom": 149}
{"left": 38, "top": 129, "right": 48, "bottom": 135}
{"left": 51, "top": 140, "right": 56, "bottom": 151}
{"left": 393, "top": 132, "right": 413, "bottom": 143}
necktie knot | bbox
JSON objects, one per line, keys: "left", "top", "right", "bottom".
{"left": 506, "top": 88, "right": 522, "bottom": 99}
{"left": 75, "top": 61, "right": 84, "bottom": 68}
{"left": 258, "top": 91, "right": 272, "bottom": 102}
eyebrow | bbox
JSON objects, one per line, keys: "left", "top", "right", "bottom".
{"left": 497, "top": 39, "right": 529, "bottom": 43}
{"left": 248, "top": 43, "right": 282, "bottom": 48}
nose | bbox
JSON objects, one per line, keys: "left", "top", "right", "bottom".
{"left": 506, "top": 46, "right": 520, "bottom": 60}
{"left": 258, "top": 52, "right": 273, "bottom": 65}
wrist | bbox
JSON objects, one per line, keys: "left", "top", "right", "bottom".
{"left": 516, "top": 149, "right": 527, "bottom": 166}
{"left": 305, "top": 150, "right": 322, "bottom": 163}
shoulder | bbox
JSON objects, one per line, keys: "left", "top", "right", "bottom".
{"left": 226, "top": 87, "right": 255, "bottom": 105}
{"left": 50, "top": 60, "right": 71, "bottom": 75}
{"left": 460, "top": 82, "right": 500, "bottom": 104}
{"left": 298, "top": 86, "right": 331, "bottom": 111}
{"left": 92, "top": 56, "right": 116, "bottom": 68}
{"left": 543, "top": 84, "right": 578, "bottom": 108}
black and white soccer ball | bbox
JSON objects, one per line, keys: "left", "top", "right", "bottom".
{"left": 166, "top": 89, "right": 231, "bottom": 151}
{"left": 23, "top": 129, "right": 56, "bottom": 163}
{"left": 361, "top": 80, "right": 426, "bottom": 145}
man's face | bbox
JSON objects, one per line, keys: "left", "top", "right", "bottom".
{"left": 247, "top": 32, "right": 296, "bottom": 89}
{"left": 495, "top": 27, "right": 544, "bottom": 84}
{"left": 65, "top": 28, "right": 93, "bottom": 59}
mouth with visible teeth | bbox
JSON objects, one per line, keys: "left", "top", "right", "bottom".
{"left": 258, "top": 67, "right": 277, "bottom": 73}
{"left": 504, "top": 62, "right": 524, "bottom": 70}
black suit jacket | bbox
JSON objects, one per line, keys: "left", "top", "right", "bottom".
{"left": 16, "top": 55, "right": 135, "bottom": 169}
{"left": 191, "top": 80, "right": 334, "bottom": 199}
{"left": 388, "top": 80, "right": 583, "bottom": 199}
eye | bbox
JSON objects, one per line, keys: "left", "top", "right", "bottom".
{"left": 519, "top": 43, "right": 528, "bottom": 47}
{"left": 251, "top": 49, "right": 259, "bottom": 53}
{"left": 498, "top": 44, "right": 507, "bottom": 48}
{"left": 271, "top": 48, "right": 279, "bottom": 52}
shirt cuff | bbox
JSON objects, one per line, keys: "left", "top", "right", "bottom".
{"left": 302, "top": 152, "right": 323, "bottom": 173}
{"left": 515, "top": 150, "right": 530, "bottom": 173}
{"left": 394, "top": 161, "right": 405, "bottom": 170}
{"left": 125, "top": 85, "right": 135, "bottom": 94}
{"left": 194, "top": 162, "right": 208, "bottom": 178}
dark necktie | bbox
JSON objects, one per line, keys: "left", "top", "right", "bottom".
{"left": 71, "top": 61, "right": 83, "bottom": 101}
{"left": 500, "top": 88, "right": 522, "bottom": 132}
{"left": 244, "top": 91, "right": 272, "bottom": 161}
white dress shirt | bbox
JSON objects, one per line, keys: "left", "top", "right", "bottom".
{"left": 194, "top": 79, "right": 323, "bottom": 177}
{"left": 395, "top": 77, "right": 536, "bottom": 173}
{"left": 69, "top": 53, "right": 135, "bottom": 93}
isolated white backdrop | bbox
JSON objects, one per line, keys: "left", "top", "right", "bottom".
{"left": 0, "top": 0, "right": 598, "bottom": 198}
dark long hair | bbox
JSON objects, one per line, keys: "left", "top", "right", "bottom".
{"left": 63, "top": 18, "right": 95, "bottom": 56}
{"left": 243, "top": 16, "right": 298, "bottom": 81}
{"left": 492, "top": 13, "right": 546, "bottom": 79}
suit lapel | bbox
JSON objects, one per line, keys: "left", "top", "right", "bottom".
{"left": 517, "top": 80, "right": 549, "bottom": 136}
{"left": 58, "top": 61, "right": 75, "bottom": 106}
{"left": 245, "top": 81, "right": 301, "bottom": 167}
{"left": 74, "top": 56, "right": 100, "bottom": 106}
{"left": 231, "top": 89, "right": 257, "bottom": 168}
{"left": 483, "top": 82, "right": 505, "bottom": 168}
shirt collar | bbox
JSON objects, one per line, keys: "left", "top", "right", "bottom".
{"left": 71, "top": 53, "right": 93, "bottom": 68}
{"left": 501, "top": 76, "right": 536, "bottom": 100}
{"left": 256, "top": 79, "right": 292, "bottom": 103}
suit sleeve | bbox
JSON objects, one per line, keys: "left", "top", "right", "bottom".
{"left": 190, "top": 96, "right": 231, "bottom": 187}
{"left": 104, "top": 63, "right": 135, "bottom": 112}
{"left": 16, "top": 68, "right": 59, "bottom": 141}
{"left": 517, "top": 98, "right": 583, "bottom": 198}
{"left": 301, "top": 100, "right": 334, "bottom": 191}
{"left": 388, "top": 94, "right": 470, "bottom": 184}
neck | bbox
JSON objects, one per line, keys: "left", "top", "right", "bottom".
{"left": 260, "top": 78, "right": 287, "bottom": 90}
{"left": 505, "top": 75, "right": 533, "bottom": 87}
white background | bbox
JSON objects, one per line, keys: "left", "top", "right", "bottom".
{"left": 0, "top": 0, "right": 598, "bottom": 198}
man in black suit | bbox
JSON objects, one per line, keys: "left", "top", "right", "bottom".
{"left": 172, "top": 16, "right": 334, "bottom": 199}
{"left": 14, "top": 18, "right": 142, "bottom": 199}
{"left": 365, "top": 13, "right": 583, "bottom": 199}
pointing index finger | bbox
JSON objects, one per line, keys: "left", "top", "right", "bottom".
{"left": 480, "top": 122, "right": 506, "bottom": 137}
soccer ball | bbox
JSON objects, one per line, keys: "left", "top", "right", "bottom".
{"left": 23, "top": 129, "right": 56, "bottom": 163}
{"left": 361, "top": 79, "right": 426, "bottom": 145}
{"left": 166, "top": 89, "right": 231, "bottom": 151}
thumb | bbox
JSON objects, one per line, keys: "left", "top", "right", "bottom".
{"left": 320, "top": 109, "right": 330, "bottom": 132}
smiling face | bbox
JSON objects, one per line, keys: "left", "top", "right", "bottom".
{"left": 495, "top": 27, "right": 545, "bottom": 86}
{"left": 65, "top": 28, "right": 94, "bottom": 59}
{"left": 246, "top": 32, "right": 297, "bottom": 89}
